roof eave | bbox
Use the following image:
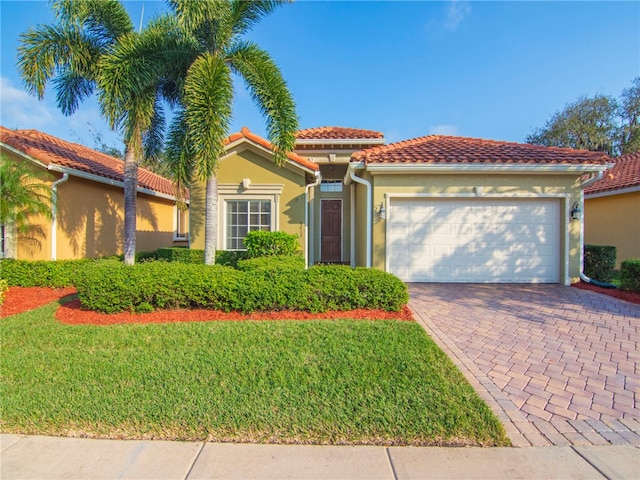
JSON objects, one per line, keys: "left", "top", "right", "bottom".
{"left": 295, "top": 138, "right": 385, "bottom": 146}
{"left": 361, "top": 163, "right": 611, "bottom": 174}
{"left": 223, "top": 137, "right": 318, "bottom": 174}
{"left": 585, "top": 185, "right": 640, "bottom": 198}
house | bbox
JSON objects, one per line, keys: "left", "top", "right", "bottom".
{"left": 0, "top": 126, "right": 188, "bottom": 260}
{"left": 190, "top": 127, "right": 611, "bottom": 285}
{"left": 584, "top": 152, "right": 640, "bottom": 268}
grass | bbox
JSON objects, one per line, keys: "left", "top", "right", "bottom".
{"left": 0, "top": 300, "right": 509, "bottom": 446}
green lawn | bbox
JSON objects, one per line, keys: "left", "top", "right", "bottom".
{"left": 0, "top": 300, "right": 509, "bottom": 446}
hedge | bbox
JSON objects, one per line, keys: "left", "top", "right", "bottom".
{"left": 584, "top": 245, "right": 616, "bottom": 283}
{"left": 0, "top": 259, "right": 91, "bottom": 287}
{"left": 620, "top": 259, "right": 640, "bottom": 292}
{"left": 236, "top": 255, "right": 305, "bottom": 272}
{"left": 75, "top": 259, "right": 408, "bottom": 314}
{"left": 157, "top": 247, "right": 205, "bottom": 264}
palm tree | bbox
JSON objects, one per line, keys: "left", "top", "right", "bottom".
{"left": 162, "top": 0, "right": 298, "bottom": 264}
{"left": 17, "top": 0, "right": 165, "bottom": 265}
{"left": 0, "top": 154, "right": 52, "bottom": 255}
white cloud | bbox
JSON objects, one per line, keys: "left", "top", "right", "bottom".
{"left": 428, "top": 124, "right": 460, "bottom": 136}
{"left": 444, "top": 0, "right": 471, "bottom": 31}
{"left": 0, "top": 76, "right": 54, "bottom": 128}
{"left": 0, "top": 76, "right": 121, "bottom": 148}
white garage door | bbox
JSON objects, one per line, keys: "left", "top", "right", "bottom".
{"left": 387, "top": 198, "right": 560, "bottom": 283}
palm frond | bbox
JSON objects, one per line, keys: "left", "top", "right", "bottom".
{"left": 165, "top": 109, "right": 195, "bottom": 199}
{"left": 52, "top": 0, "right": 133, "bottom": 44}
{"left": 0, "top": 155, "right": 52, "bottom": 233}
{"left": 184, "top": 53, "right": 233, "bottom": 180}
{"left": 52, "top": 71, "right": 94, "bottom": 116}
{"left": 17, "top": 24, "right": 100, "bottom": 101}
{"left": 228, "top": 41, "right": 298, "bottom": 166}
{"left": 229, "top": 0, "right": 290, "bottom": 37}
{"left": 142, "top": 94, "right": 166, "bottom": 166}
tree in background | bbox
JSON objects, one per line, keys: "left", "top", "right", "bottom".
{"left": 619, "top": 78, "right": 640, "bottom": 154}
{"left": 526, "top": 77, "right": 640, "bottom": 156}
{"left": 0, "top": 155, "right": 52, "bottom": 254}
{"left": 18, "top": 0, "right": 166, "bottom": 265}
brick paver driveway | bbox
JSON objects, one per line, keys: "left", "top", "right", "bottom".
{"left": 408, "top": 284, "right": 640, "bottom": 447}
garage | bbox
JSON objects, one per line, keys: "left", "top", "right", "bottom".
{"left": 387, "top": 198, "right": 560, "bottom": 283}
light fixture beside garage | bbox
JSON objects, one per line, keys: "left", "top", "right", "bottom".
{"left": 570, "top": 201, "right": 582, "bottom": 220}
{"left": 375, "top": 202, "right": 386, "bottom": 220}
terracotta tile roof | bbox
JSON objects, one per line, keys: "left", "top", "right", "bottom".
{"left": 225, "top": 127, "right": 319, "bottom": 172}
{"left": 1, "top": 126, "right": 177, "bottom": 197}
{"left": 296, "top": 126, "right": 384, "bottom": 140}
{"left": 584, "top": 152, "right": 640, "bottom": 195}
{"left": 352, "top": 134, "right": 611, "bottom": 165}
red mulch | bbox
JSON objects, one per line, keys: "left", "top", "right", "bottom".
{"left": 571, "top": 281, "right": 640, "bottom": 305}
{"left": 0, "top": 286, "right": 414, "bottom": 324}
{"left": 55, "top": 300, "right": 415, "bottom": 325}
{"left": 1, "top": 287, "right": 77, "bottom": 317}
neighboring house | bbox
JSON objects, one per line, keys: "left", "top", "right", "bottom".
{"left": 0, "top": 126, "right": 188, "bottom": 260}
{"left": 584, "top": 152, "right": 640, "bottom": 268}
{"left": 189, "top": 127, "right": 610, "bottom": 285}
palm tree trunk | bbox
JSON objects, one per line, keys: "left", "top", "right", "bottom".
{"left": 204, "top": 176, "right": 218, "bottom": 265}
{"left": 123, "top": 145, "right": 138, "bottom": 266}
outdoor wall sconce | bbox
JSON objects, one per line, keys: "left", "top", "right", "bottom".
{"left": 375, "top": 202, "right": 386, "bottom": 221}
{"left": 570, "top": 201, "right": 582, "bottom": 221}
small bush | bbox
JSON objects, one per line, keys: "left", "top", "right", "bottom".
{"left": 0, "top": 259, "right": 91, "bottom": 287}
{"left": 620, "top": 259, "right": 640, "bottom": 292}
{"left": 0, "top": 279, "right": 8, "bottom": 305}
{"left": 157, "top": 247, "right": 205, "bottom": 264}
{"left": 244, "top": 231, "right": 300, "bottom": 258}
{"left": 584, "top": 245, "right": 616, "bottom": 283}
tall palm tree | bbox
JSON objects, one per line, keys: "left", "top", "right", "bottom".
{"left": 104, "top": 0, "right": 299, "bottom": 264}
{"left": 17, "top": 0, "right": 165, "bottom": 265}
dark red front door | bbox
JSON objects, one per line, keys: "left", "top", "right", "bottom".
{"left": 321, "top": 200, "right": 341, "bottom": 263}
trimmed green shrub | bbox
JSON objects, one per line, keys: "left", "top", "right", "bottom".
{"left": 75, "top": 260, "right": 241, "bottom": 313}
{"left": 75, "top": 260, "right": 408, "bottom": 314}
{"left": 306, "top": 266, "right": 409, "bottom": 312}
{"left": 0, "top": 279, "right": 8, "bottom": 305}
{"left": 215, "top": 250, "right": 247, "bottom": 267}
{"left": 157, "top": 247, "right": 205, "bottom": 264}
{"left": 0, "top": 259, "right": 91, "bottom": 287}
{"left": 244, "top": 231, "right": 299, "bottom": 258}
{"left": 236, "top": 255, "right": 305, "bottom": 272}
{"left": 584, "top": 245, "right": 616, "bottom": 283}
{"left": 620, "top": 259, "right": 640, "bottom": 292}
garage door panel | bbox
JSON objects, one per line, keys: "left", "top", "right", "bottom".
{"left": 388, "top": 198, "right": 560, "bottom": 283}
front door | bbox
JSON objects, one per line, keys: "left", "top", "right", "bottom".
{"left": 321, "top": 199, "right": 341, "bottom": 263}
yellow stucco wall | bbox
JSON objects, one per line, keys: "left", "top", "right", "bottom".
{"left": 354, "top": 172, "right": 585, "bottom": 284}
{"left": 585, "top": 191, "right": 640, "bottom": 268}
{"left": 6, "top": 154, "right": 180, "bottom": 260}
{"left": 189, "top": 144, "right": 308, "bottom": 252}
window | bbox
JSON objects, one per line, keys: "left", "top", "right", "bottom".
{"left": 175, "top": 206, "right": 188, "bottom": 240}
{"left": 226, "top": 200, "right": 271, "bottom": 249}
{"left": 320, "top": 180, "right": 343, "bottom": 192}
{"left": 0, "top": 225, "right": 5, "bottom": 258}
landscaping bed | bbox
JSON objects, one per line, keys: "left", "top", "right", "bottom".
{"left": 571, "top": 281, "right": 640, "bottom": 305}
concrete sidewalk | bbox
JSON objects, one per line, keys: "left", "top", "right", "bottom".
{"left": 2, "top": 434, "right": 639, "bottom": 480}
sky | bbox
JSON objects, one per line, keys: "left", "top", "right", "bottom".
{"left": 1, "top": 0, "right": 639, "bottom": 153}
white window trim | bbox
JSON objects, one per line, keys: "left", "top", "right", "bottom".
{"left": 218, "top": 183, "right": 284, "bottom": 250}
{"left": 173, "top": 205, "right": 188, "bottom": 241}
